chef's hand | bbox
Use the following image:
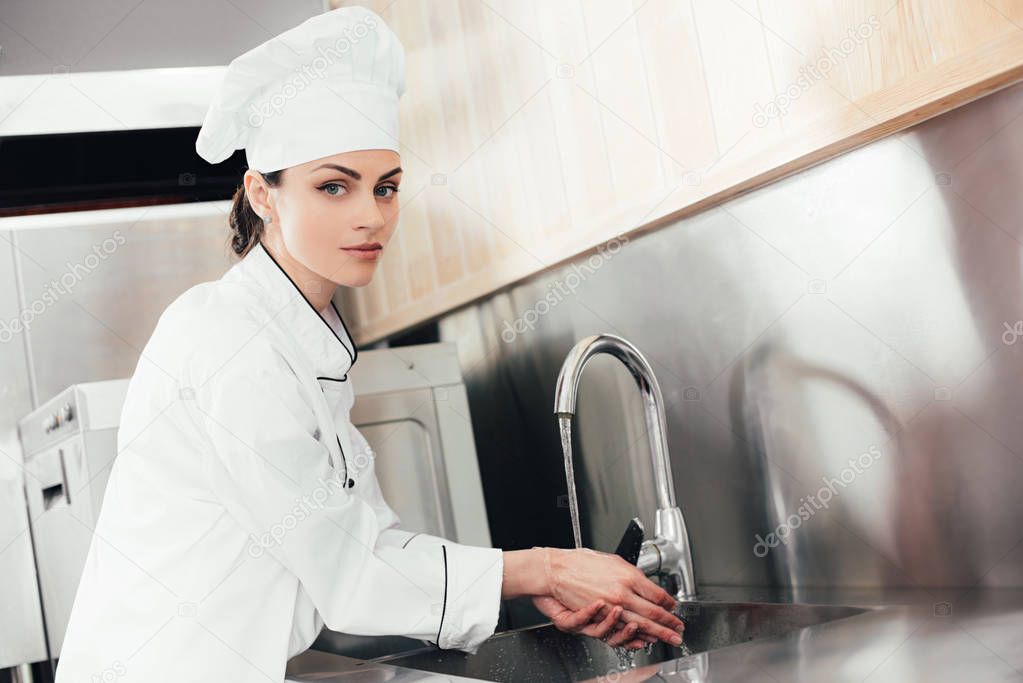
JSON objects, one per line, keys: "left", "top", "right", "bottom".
{"left": 531, "top": 596, "right": 650, "bottom": 650}
{"left": 536, "top": 546, "right": 684, "bottom": 647}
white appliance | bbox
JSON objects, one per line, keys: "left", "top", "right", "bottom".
{"left": 18, "top": 342, "right": 492, "bottom": 659}
{"left": 17, "top": 379, "right": 129, "bottom": 658}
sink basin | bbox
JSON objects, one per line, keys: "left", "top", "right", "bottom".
{"left": 370, "top": 602, "right": 870, "bottom": 682}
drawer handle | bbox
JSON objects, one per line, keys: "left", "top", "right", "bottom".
{"left": 42, "top": 482, "right": 65, "bottom": 510}
{"left": 41, "top": 448, "right": 71, "bottom": 510}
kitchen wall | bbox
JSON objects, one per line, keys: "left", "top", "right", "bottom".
{"left": 438, "top": 78, "right": 1023, "bottom": 590}
{"left": 3, "top": 34, "right": 1023, "bottom": 669}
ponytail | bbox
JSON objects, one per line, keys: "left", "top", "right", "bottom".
{"left": 228, "top": 170, "right": 283, "bottom": 257}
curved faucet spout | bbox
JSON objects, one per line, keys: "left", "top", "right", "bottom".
{"left": 554, "top": 334, "right": 676, "bottom": 511}
{"left": 553, "top": 333, "right": 697, "bottom": 599}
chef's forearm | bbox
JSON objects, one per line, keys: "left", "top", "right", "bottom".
{"left": 500, "top": 548, "right": 549, "bottom": 599}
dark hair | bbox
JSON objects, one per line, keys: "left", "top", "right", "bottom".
{"left": 229, "top": 169, "right": 283, "bottom": 257}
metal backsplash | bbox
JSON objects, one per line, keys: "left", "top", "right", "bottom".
{"left": 438, "top": 81, "right": 1023, "bottom": 590}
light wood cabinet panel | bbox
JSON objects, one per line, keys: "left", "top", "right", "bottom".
{"left": 332, "top": 0, "right": 1023, "bottom": 343}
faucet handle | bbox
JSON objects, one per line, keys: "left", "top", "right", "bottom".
{"left": 613, "top": 517, "right": 646, "bottom": 565}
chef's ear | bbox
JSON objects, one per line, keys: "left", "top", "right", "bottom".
{"left": 229, "top": 169, "right": 283, "bottom": 257}
{"left": 243, "top": 169, "right": 275, "bottom": 219}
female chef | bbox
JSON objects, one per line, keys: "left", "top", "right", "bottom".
{"left": 55, "top": 6, "right": 684, "bottom": 682}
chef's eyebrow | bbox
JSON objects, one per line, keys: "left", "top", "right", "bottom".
{"left": 310, "top": 164, "right": 402, "bottom": 181}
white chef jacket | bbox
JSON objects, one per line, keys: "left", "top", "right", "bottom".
{"left": 54, "top": 240, "right": 503, "bottom": 683}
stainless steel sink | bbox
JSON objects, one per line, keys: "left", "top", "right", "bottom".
{"left": 369, "top": 602, "right": 871, "bottom": 682}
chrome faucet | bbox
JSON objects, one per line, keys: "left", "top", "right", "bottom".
{"left": 553, "top": 333, "right": 697, "bottom": 599}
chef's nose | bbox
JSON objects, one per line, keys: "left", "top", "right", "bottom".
{"left": 353, "top": 188, "right": 387, "bottom": 231}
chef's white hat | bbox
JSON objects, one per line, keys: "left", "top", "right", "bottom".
{"left": 195, "top": 5, "right": 405, "bottom": 173}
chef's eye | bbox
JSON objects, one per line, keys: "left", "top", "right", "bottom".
{"left": 376, "top": 184, "right": 400, "bottom": 199}
{"left": 319, "top": 182, "right": 348, "bottom": 196}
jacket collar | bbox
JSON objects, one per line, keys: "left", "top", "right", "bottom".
{"left": 227, "top": 240, "right": 358, "bottom": 381}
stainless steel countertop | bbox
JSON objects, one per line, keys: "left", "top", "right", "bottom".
{"left": 285, "top": 586, "right": 1023, "bottom": 682}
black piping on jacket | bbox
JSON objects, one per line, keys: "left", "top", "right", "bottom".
{"left": 258, "top": 240, "right": 359, "bottom": 487}
{"left": 436, "top": 544, "right": 448, "bottom": 648}
{"left": 402, "top": 530, "right": 448, "bottom": 649}
{"left": 258, "top": 240, "right": 359, "bottom": 379}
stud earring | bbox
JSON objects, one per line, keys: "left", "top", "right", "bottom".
{"left": 263, "top": 215, "right": 272, "bottom": 223}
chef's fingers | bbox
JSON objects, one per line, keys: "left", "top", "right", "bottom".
{"left": 629, "top": 629, "right": 657, "bottom": 644}
{"left": 603, "top": 621, "right": 640, "bottom": 648}
{"left": 556, "top": 599, "right": 606, "bottom": 632}
{"left": 585, "top": 604, "right": 622, "bottom": 638}
{"left": 621, "top": 592, "right": 685, "bottom": 632}
{"left": 629, "top": 574, "right": 679, "bottom": 613}
{"left": 623, "top": 637, "right": 648, "bottom": 650}
{"left": 612, "top": 620, "right": 651, "bottom": 650}
{"left": 619, "top": 608, "right": 684, "bottom": 646}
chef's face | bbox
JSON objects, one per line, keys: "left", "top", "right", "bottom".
{"left": 266, "top": 149, "right": 402, "bottom": 288}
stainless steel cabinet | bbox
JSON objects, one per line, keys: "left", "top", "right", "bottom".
{"left": 348, "top": 342, "right": 493, "bottom": 547}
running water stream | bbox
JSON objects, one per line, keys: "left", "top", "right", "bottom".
{"left": 558, "top": 415, "right": 584, "bottom": 548}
